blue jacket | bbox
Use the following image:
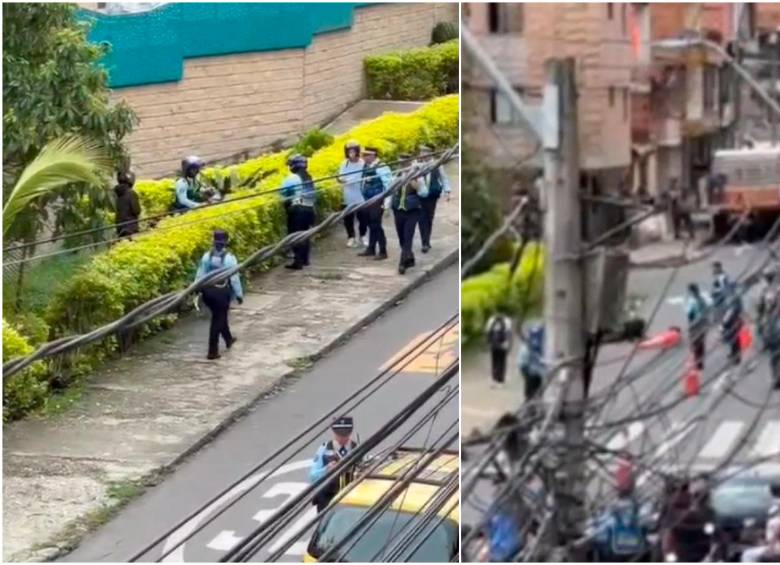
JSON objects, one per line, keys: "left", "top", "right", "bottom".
{"left": 361, "top": 162, "right": 392, "bottom": 200}
{"left": 488, "top": 510, "right": 523, "bottom": 561}
{"left": 281, "top": 173, "right": 316, "bottom": 207}
{"left": 175, "top": 177, "right": 201, "bottom": 209}
{"left": 423, "top": 166, "right": 451, "bottom": 199}
{"left": 195, "top": 249, "right": 243, "bottom": 301}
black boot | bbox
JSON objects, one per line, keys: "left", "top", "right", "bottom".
{"left": 374, "top": 252, "right": 388, "bottom": 261}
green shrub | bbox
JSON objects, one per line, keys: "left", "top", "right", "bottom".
{"left": 431, "top": 21, "right": 458, "bottom": 45}
{"left": 364, "top": 40, "right": 458, "bottom": 101}
{"left": 461, "top": 244, "right": 546, "bottom": 345}
{"left": 0, "top": 95, "right": 459, "bottom": 421}
{"left": 2, "top": 320, "right": 49, "bottom": 421}
{"left": 292, "top": 128, "right": 335, "bottom": 157}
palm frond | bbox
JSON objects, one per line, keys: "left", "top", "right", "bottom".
{"left": 3, "top": 136, "right": 113, "bottom": 236}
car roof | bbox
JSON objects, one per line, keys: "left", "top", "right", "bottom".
{"left": 337, "top": 449, "right": 459, "bottom": 522}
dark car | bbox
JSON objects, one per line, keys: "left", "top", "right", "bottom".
{"left": 711, "top": 468, "right": 780, "bottom": 559}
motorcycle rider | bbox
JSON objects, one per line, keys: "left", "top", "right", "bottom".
{"left": 174, "top": 156, "right": 207, "bottom": 211}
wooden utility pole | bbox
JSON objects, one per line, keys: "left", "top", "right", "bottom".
{"left": 542, "top": 58, "right": 587, "bottom": 543}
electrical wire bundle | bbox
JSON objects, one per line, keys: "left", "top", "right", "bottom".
{"left": 127, "top": 316, "right": 459, "bottom": 562}
{"left": 3, "top": 145, "right": 459, "bottom": 378}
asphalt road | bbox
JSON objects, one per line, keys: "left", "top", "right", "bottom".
{"left": 63, "top": 265, "right": 458, "bottom": 563}
{"left": 463, "top": 241, "right": 780, "bottom": 530}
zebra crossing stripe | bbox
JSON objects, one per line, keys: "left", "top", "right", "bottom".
{"left": 698, "top": 421, "right": 745, "bottom": 460}
{"left": 752, "top": 420, "right": 780, "bottom": 458}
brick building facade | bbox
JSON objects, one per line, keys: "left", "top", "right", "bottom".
{"left": 81, "top": 3, "right": 457, "bottom": 178}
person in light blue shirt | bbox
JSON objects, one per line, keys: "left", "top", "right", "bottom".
{"left": 357, "top": 147, "right": 392, "bottom": 260}
{"left": 174, "top": 156, "right": 206, "bottom": 211}
{"left": 195, "top": 230, "right": 243, "bottom": 360}
{"left": 309, "top": 416, "right": 359, "bottom": 512}
{"left": 281, "top": 154, "right": 317, "bottom": 270}
{"left": 684, "top": 283, "right": 710, "bottom": 370}
{"left": 417, "top": 145, "right": 451, "bottom": 253}
{"left": 338, "top": 140, "right": 367, "bottom": 248}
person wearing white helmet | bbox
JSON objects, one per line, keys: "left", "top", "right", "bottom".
{"left": 174, "top": 155, "right": 207, "bottom": 211}
{"left": 338, "top": 140, "right": 367, "bottom": 248}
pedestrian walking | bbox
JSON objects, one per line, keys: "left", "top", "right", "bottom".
{"left": 486, "top": 314, "right": 513, "bottom": 387}
{"left": 195, "top": 230, "right": 243, "bottom": 360}
{"left": 358, "top": 147, "right": 392, "bottom": 261}
{"left": 720, "top": 280, "right": 744, "bottom": 367}
{"left": 417, "top": 145, "right": 451, "bottom": 253}
{"left": 758, "top": 267, "right": 780, "bottom": 387}
{"left": 281, "top": 154, "right": 317, "bottom": 270}
{"left": 114, "top": 170, "right": 141, "bottom": 238}
{"left": 518, "top": 324, "right": 545, "bottom": 401}
{"left": 338, "top": 140, "right": 367, "bottom": 248}
{"left": 309, "top": 416, "right": 359, "bottom": 513}
{"left": 685, "top": 283, "right": 710, "bottom": 370}
{"left": 391, "top": 153, "right": 425, "bottom": 275}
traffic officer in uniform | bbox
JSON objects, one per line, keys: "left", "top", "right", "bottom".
{"left": 391, "top": 153, "right": 426, "bottom": 275}
{"left": 174, "top": 156, "right": 206, "bottom": 211}
{"left": 358, "top": 147, "right": 392, "bottom": 261}
{"left": 309, "top": 416, "right": 360, "bottom": 513}
{"left": 195, "top": 230, "right": 243, "bottom": 360}
{"left": 417, "top": 145, "right": 451, "bottom": 253}
{"left": 281, "top": 154, "right": 317, "bottom": 270}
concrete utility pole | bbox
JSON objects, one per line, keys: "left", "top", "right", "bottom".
{"left": 542, "top": 58, "right": 587, "bottom": 545}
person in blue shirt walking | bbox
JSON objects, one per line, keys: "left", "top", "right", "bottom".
{"left": 417, "top": 145, "right": 451, "bottom": 253}
{"left": 195, "top": 230, "right": 243, "bottom": 360}
{"left": 685, "top": 283, "right": 710, "bottom": 370}
{"left": 391, "top": 153, "right": 426, "bottom": 275}
{"left": 309, "top": 416, "right": 359, "bottom": 513}
{"left": 281, "top": 154, "right": 317, "bottom": 270}
{"left": 518, "top": 324, "right": 545, "bottom": 402}
{"left": 174, "top": 156, "right": 207, "bottom": 211}
{"left": 711, "top": 261, "right": 734, "bottom": 321}
{"left": 338, "top": 140, "right": 367, "bottom": 248}
{"left": 358, "top": 147, "right": 392, "bottom": 261}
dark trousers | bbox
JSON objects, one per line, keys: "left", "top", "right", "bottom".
{"left": 691, "top": 332, "right": 706, "bottom": 370}
{"left": 202, "top": 284, "right": 233, "bottom": 357}
{"left": 524, "top": 373, "right": 542, "bottom": 401}
{"left": 284, "top": 201, "right": 293, "bottom": 234}
{"left": 393, "top": 208, "right": 420, "bottom": 267}
{"left": 724, "top": 321, "right": 742, "bottom": 366}
{"left": 673, "top": 212, "right": 695, "bottom": 240}
{"left": 343, "top": 207, "right": 367, "bottom": 239}
{"left": 366, "top": 203, "right": 387, "bottom": 255}
{"left": 770, "top": 349, "right": 780, "bottom": 385}
{"left": 290, "top": 205, "right": 315, "bottom": 266}
{"left": 491, "top": 348, "right": 507, "bottom": 384}
{"left": 419, "top": 197, "right": 439, "bottom": 248}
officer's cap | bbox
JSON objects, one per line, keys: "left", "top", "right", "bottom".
{"left": 331, "top": 416, "right": 354, "bottom": 434}
{"left": 362, "top": 147, "right": 379, "bottom": 156}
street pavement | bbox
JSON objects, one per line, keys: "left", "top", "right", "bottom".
{"left": 463, "top": 240, "right": 780, "bottom": 530}
{"left": 62, "top": 265, "right": 458, "bottom": 563}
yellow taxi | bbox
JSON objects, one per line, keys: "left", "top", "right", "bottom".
{"left": 304, "top": 447, "right": 459, "bottom": 562}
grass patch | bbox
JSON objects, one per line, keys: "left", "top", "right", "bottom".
{"left": 286, "top": 355, "right": 314, "bottom": 371}
{"left": 37, "top": 379, "right": 88, "bottom": 419}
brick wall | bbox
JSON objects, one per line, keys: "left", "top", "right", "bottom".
{"left": 115, "top": 3, "right": 457, "bottom": 178}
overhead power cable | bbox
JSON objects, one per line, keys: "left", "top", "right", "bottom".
{"left": 3, "top": 145, "right": 458, "bottom": 378}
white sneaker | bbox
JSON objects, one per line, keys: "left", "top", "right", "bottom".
{"left": 346, "top": 238, "right": 356, "bottom": 248}
{"left": 361, "top": 236, "right": 369, "bottom": 247}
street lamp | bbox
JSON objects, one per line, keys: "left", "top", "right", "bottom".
{"left": 652, "top": 37, "right": 780, "bottom": 118}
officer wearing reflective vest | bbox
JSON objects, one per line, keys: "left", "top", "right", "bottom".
{"left": 174, "top": 156, "right": 206, "bottom": 211}
{"left": 391, "top": 153, "right": 427, "bottom": 275}
{"left": 358, "top": 147, "right": 392, "bottom": 261}
{"left": 281, "top": 154, "right": 317, "bottom": 270}
{"left": 417, "top": 145, "right": 451, "bottom": 253}
{"left": 194, "top": 230, "right": 243, "bottom": 360}
{"left": 309, "top": 416, "right": 359, "bottom": 513}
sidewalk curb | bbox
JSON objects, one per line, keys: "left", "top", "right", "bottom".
{"left": 38, "top": 247, "right": 458, "bottom": 563}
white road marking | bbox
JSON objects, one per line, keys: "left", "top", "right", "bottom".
{"left": 698, "top": 421, "right": 744, "bottom": 460}
{"left": 667, "top": 296, "right": 685, "bottom": 306}
{"left": 752, "top": 420, "right": 780, "bottom": 458}
{"left": 252, "top": 482, "right": 311, "bottom": 556}
{"left": 206, "top": 530, "right": 243, "bottom": 551}
{"left": 606, "top": 422, "right": 645, "bottom": 452}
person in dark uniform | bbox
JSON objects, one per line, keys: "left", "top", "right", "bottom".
{"left": 358, "top": 147, "right": 392, "bottom": 261}
{"left": 195, "top": 230, "right": 243, "bottom": 360}
{"left": 391, "top": 153, "right": 424, "bottom": 275}
{"left": 309, "top": 416, "right": 360, "bottom": 513}
{"left": 114, "top": 170, "right": 141, "bottom": 238}
{"left": 486, "top": 313, "right": 513, "bottom": 387}
{"left": 281, "top": 155, "right": 317, "bottom": 270}
{"left": 417, "top": 145, "right": 451, "bottom": 253}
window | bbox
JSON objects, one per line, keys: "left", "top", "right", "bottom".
{"left": 703, "top": 67, "right": 716, "bottom": 111}
{"left": 609, "top": 87, "right": 616, "bottom": 107}
{"left": 490, "top": 88, "right": 523, "bottom": 125}
{"left": 487, "top": 3, "right": 523, "bottom": 33}
{"left": 623, "top": 89, "right": 629, "bottom": 121}
{"left": 607, "top": 3, "right": 614, "bottom": 20}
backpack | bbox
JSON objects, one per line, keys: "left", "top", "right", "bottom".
{"left": 489, "top": 511, "right": 522, "bottom": 561}
{"left": 489, "top": 319, "right": 508, "bottom": 347}
{"left": 609, "top": 505, "right": 644, "bottom": 556}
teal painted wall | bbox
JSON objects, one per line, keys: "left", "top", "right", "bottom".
{"left": 79, "top": 3, "right": 372, "bottom": 88}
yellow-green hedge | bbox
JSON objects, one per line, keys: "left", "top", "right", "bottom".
{"left": 2, "top": 320, "right": 49, "bottom": 421}
{"left": 461, "top": 244, "right": 546, "bottom": 345}
{"left": 0, "top": 96, "right": 459, "bottom": 421}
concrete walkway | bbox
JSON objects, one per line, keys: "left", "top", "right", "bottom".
{"left": 2, "top": 102, "right": 458, "bottom": 562}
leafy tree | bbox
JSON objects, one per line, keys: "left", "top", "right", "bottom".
{"left": 2, "top": 3, "right": 137, "bottom": 240}
{"left": 461, "top": 144, "right": 503, "bottom": 272}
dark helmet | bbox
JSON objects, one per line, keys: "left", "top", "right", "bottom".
{"left": 181, "top": 155, "right": 204, "bottom": 177}
{"left": 331, "top": 415, "right": 354, "bottom": 435}
{"left": 117, "top": 170, "right": 136, "bottom": 186}
{"left": 287, "top": 154, "right": 307, "bottom": 172}
{"left": 213, "top": 229, "right": 228, "bottom": 246}
{"left": 344, "top": 139, "right": 361, "bottom": 158}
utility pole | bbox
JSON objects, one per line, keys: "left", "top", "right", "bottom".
{"left": 542, "top": 58, "right": 587, "bottom": 547}
{"left": 772, "top": 32, "right": 779, "bottom": 145}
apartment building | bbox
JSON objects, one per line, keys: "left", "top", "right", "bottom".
{"left": 463, "top": 2, "right": 634, "bottom": 238}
